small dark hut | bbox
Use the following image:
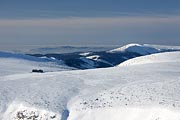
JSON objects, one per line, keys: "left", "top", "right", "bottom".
{"left": 32, "top": 69, "right": 44, "bottom": 73}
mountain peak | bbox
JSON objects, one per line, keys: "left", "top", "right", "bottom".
{"left": 109, "top": 43, "right": 159, "bottom": 55}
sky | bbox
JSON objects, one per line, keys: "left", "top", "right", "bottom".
{"left": 0, "top": 0, "right": 180, "bottom": 46}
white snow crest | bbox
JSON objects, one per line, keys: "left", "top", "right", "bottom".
{"left": 119, "top": 51, "right": 180, "bottom": 66}
{"left": 109, "top": 43, "right": 160, "bottom": 55}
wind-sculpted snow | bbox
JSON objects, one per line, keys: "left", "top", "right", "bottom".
{"left": 0, "top": 51, "right": 180, "bottom": 120}
{"left": 0, "top": 72, "right": 82, "bottom": 120}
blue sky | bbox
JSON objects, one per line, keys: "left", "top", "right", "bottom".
{"left": 0, "top": 0, "right": 180, "bottom": 46}
{"left": 0, "top": 0, "right": 179, "bottom": 18}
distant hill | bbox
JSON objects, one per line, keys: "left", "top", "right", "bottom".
{"left": 28, "top": 44, "right": 180, "bottom": 69}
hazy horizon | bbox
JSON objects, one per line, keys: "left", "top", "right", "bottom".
{"left": 0, "top": 0, "right": 180, "bottom": 46}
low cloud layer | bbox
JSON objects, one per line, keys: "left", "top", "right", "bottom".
{"left": 0, "top": 16, "right": 180, "bottom": 46}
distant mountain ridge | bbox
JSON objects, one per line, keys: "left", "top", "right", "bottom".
{"left": 109, "top": 43, "right": 160, "bottom": 55}
{"left": 26, "top": 46, "right": 113, "bottom": 54}
{"left": 28, "top": 44, "right": 180, "bottom": 69}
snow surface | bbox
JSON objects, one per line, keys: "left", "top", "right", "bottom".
{"left": 79, "top": 52, "right": 91, "bottom": 56}
{"left": 119, "top": 51, "right": 180, "bottom": 66}
{"left": 0, "top": 51, "right": 73, "bottom": 76}
{"left": 86, "top": 55, "right": 113, "bottom": 66}
{"left": 69, "top": 107, "right": 180, "bottom": 120}
{"left": 109, "top": 43, "right": 160, "bottom": 55}
{"left": 86, "top": 55, "right": 100, "bottom": 60}
{"left": 0, "top": 51, "right": 180, "bottom": 120}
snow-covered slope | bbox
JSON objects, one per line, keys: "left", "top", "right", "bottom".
{"left": 68, "top": 52, "right": 180, "bottom": 120}
{"left": 0, "top": 51, "right": 180, "bottom": 120}
{"left": 109, "top": 43, "right": 160, "bottom": 55}
{"left": 0, "top": 51, "right": 73, "bottom": 76}
{"left": 119, "top": 51, "right": 180, "bottom": 66}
